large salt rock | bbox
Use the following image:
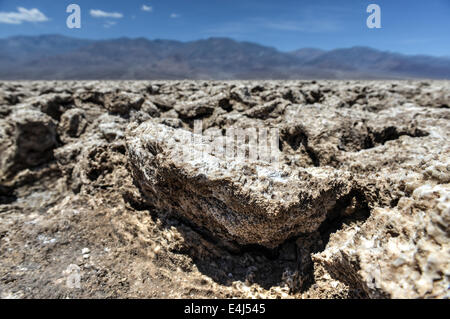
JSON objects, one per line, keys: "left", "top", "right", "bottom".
{"left": 127, "top": 121, "right": 353, "bottom": 248}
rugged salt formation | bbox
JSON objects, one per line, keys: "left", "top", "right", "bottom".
{"left": 0, "top": 80, "right": 448, "bottom": 298}
{"left": 0, "top": 108, "right": 57, "bottom": 181}
{"left": 314, "top": 183, "right": 450, "bottom": 298}
{"left": 127, "top": 121, "right": 353, "bottom": 248}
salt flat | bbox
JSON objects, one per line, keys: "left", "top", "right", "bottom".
{"left": 0, "top": 80, "right": 448, "bottom": 298}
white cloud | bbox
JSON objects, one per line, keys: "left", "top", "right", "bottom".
{"left": 205, "top": 17, "right": 341, "bottom": 37}
{"left": 170, "top": 13, "right": 180, "bottom": 18}
{"left": 265, "top": 20, "right": 340, "bottom": 33}
{"left": 0, "top": 7, "right": 49, "bottom": 24}
{"left": 90, "top": 9, "right": 123, "bottom": 19}
{"left": 141, "top": 5, "right": 153, "bottom": 12}
{"left": 103, "top": 21, "right": 117, "bottom": 28}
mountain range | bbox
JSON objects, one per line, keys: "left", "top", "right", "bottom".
{"left": 0, "top": 34, "right": 449, "bottom": 80}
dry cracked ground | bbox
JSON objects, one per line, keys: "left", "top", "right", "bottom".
{"left": 0, "top": 80, "right": 449, "bottom": 299}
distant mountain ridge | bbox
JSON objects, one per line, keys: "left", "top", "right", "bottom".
{"left": 0, "top": 34, "right": 449, "bottom": 80}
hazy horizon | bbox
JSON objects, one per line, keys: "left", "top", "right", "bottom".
{"left": 2, "top": 33, "right": 450, "bottom": 59}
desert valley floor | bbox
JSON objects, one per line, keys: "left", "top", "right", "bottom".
{"left": 0, "top": 80, "right": 448, "bottom": 298}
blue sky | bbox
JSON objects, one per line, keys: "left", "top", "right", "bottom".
{"left": 0, "top": 0, "right": 449, "bottom": 56}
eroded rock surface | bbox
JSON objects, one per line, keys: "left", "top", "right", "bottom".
{"left": 127, "top": 121, "right": 353, "bottom": 247}
{"left": 0, "top": 108, "right": 57, "bottom": 181}
{"left": 314, "top": 183, "right": 449, "bottom": 298}
{"left": 0, "top": 80, "right": 449, "bottom": 299}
